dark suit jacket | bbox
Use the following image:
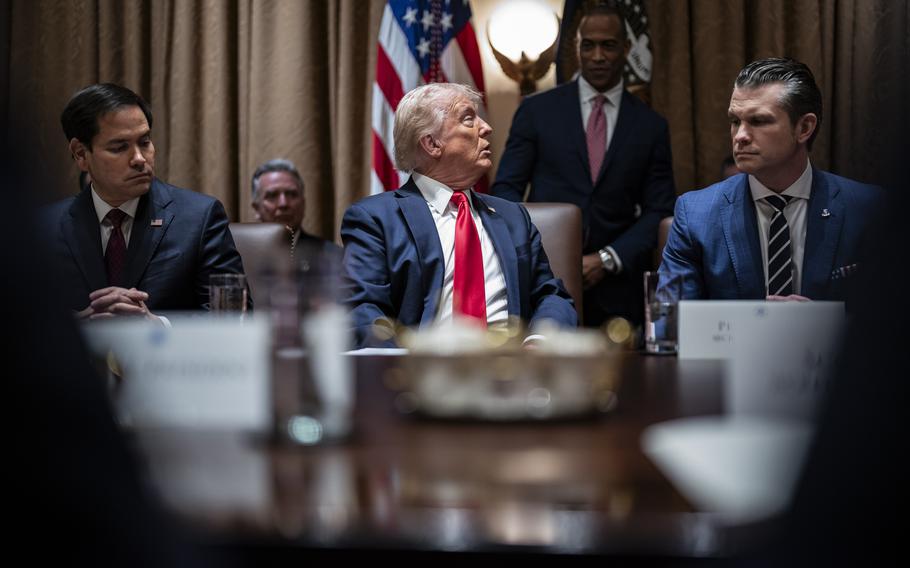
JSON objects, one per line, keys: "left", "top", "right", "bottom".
{"left": 492, "top": 80, "right": 676, "bottom": 325}
{"left": 660, "top": 169, "right": 882, "bottom": 301}
{"left": 341, "top": 178, "right": 577, "bottom": 348}
{"left": 44, "top": 179, "right": 247, "bottom": 312}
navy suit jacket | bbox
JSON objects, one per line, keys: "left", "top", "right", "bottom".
{"left": 341, "top": 178, "right": 577, "bottom": 348}
{"left": 492, "top": 80, "right": 676, "bottom": 324}
{"left": 660, "top": 169, "right": 882, "bottom": 301}
{"left": 43, "top": 179, "right": 247, "bottom": 312}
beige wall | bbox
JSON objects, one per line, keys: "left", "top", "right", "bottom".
{"left": 472, "top": 0, "right": 564, "bottom": 184}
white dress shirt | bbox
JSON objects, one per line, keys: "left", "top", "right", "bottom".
{"left": 749, "top": 161, "right": 813, "bottom": 295}
{"left": 413, "top": 172, "right": 509, "bottom": 325}
{"left": 578, "top": 76, "right": 624, "bottom": 152}
{"left": 91, "top": 186, "right": 140, "bottom": 253}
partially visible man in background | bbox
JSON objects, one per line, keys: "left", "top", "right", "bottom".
{"left": 250, "top": 158, "right": 341, "bottom": 258}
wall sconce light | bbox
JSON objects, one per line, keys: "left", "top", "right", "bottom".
{"left": 487, "top": 0, "right": 560, "bottom": 96}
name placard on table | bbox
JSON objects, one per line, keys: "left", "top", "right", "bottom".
{"left": 82, "top": 316, "right": 271, "bottom": 432}
{"left": 678, "top": 300, "right": 845, "bottom": 419}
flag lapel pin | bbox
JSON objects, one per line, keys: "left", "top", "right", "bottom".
{"left": 151, "top": 219, "right": 164, "bottom": 227}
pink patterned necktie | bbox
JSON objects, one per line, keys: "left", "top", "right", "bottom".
{"left": 449, "top": 191, "right": 486, "bottom": 323}
{"left": 105, "top": 208, "right": 128, "bottom": 287}
{"left": 586, "top": 94, "right": 607, "bottom": 184}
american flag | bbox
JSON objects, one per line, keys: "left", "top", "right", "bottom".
{"left": 371, "top": 0, "right": 487, "bottom": 195}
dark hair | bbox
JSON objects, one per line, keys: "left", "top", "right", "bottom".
{"left": 735, "top": 57, "right": 822, "bottom": 150}
{"left": 60, "top": 83, "right": 153, "bottom": 148}
{"left": 579, "top": 0, "right": 627, "bottom": 41}
{"left": 251, "top": 158, "right": 305, "bottom": 200}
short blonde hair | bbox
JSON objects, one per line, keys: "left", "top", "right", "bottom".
{"left": 393, "top": 83, "right": 483, "bottom": 172}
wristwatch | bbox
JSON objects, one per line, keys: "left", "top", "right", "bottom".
{"left": 598, "top": 247, "right": 617, "bottom": 274}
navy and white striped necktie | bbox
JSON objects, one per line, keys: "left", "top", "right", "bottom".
{"left": 764, "top": 194, "right": 794, "bottom": 296}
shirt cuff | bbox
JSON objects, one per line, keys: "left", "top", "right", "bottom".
{"left": 602, "top": 246, "right": 624, "bottom": 274}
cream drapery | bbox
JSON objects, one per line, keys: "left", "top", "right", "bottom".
{"left": 647, "top": 0, "right": 908, "bottom": 192}
{"left": 2, "top": 0, "right": 907, "bottom": 240}
{"left": 5, "top": 0, "right": 384, "bottom": 241}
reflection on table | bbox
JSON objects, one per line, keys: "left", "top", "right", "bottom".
{"left": 133, "top": 354, "right": 734, "bottom": 558}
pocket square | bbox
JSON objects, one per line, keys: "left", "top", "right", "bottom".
{"left": 830, "top": 263, "right": 859, "bottom": 280}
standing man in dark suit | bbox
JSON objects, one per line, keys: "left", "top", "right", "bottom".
{"left": 492, "top": 1, "right": 676, "bottom": 327}
{"left": 342, "top": 83, "right": 576, "bottom": 349}
{"left": 45, "top": 83, "right": 247, "bottom": 321}
{"left": 660, "top": 58, "right": 882, "bottom": 301}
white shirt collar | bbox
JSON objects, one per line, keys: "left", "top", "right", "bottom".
{"left": 412, "top": 172, "right": 474, "bottom": 215}
{"left": 749, "top": 161, "right": 813, "bottom": 203}
{"left": 578, "top": 75, "right": 624, "bottom": 108}
{"left": 91, "top": 184, "right": 141, "bottom": 223}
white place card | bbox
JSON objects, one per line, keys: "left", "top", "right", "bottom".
{"left": 82, "top": 316, "right": 271, "bottom": 432}
{"left": 678, "top": 300, "right": 844, "bottom": 360}
{"left": 728, "top": 303, "right": 845, "bottom": 420}
{"left": 678, "top": 301, "right": 845, "bottom": 420}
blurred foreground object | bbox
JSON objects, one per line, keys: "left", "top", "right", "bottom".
{"left": 389, "top": 320, "right": 623, "bottom": 420}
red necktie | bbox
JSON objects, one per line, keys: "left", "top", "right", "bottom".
{"left": 105, "top": 208, "right": 128, "bottom": 287}
{"left": 586, "top": 94, "right": 607, "bottom": 184}
{"left": 450, "top": 191, "right": 486, "bottom": 323}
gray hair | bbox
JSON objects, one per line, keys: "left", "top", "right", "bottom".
{"left": 251, "top": 158, "right": 304, "bottom": 201}
{"left": 393, "top": 83, "right": 484, "bottom": 171}
{"left": 735, "top": 57, "right": 823, "bottom": 150}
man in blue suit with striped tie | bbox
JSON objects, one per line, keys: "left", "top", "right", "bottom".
{"left": 660, "top": 57, "right": 882, "bottom": 302}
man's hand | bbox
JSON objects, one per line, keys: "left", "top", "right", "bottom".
{"left": 766, "top": 294, "right": 811, "bottom": 302}
{"left": 77, "top": 287, "right": 161, "bottom": 323}
{"left": 582, "top": 252, "right": 606, "bottom": 290}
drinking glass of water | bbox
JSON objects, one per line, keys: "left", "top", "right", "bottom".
{"left": 644, "top": 271, "right": 681, "bottom": 355}
{"left": 209, "top": 273, "right": 248, "bottom": 319}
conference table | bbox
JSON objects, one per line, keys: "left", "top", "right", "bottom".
{"left": 131, "top": 353, "right": 768, "bottom": 561}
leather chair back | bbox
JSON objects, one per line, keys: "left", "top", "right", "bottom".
{"left": 654, "top": 216, "right": 674, "bottom": 269}
{"left": 228, "top": 222, "right": 290, "bottom": 306}
{"left": 523, "top": 203, "right": 583, "bottom": 323}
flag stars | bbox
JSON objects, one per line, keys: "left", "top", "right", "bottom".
{"left": 402, "top": 7, "right": 417, "bottom": 27}
{"left": 421, "top": 10, "right": 436, "bottom": 31}
{"left": 416, "top": 37, "right": 431, "bottom": 58}
{"left": 440, "top": 12, "right": 453, "bottom": 32}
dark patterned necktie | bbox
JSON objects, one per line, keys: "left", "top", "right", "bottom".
{"left": 764, "top": 195, "right": 794, "bottom": 296}
{"left": 104, "top": 209, "right": 128, "bottom": 287}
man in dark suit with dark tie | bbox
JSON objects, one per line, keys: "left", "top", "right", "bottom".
{"left": 660, "top": 58, "right": 882, "bottom": 302}
{"left": 250, "top": 158, "right": 341, "bottom": 259}
{"left": 341, "top": 83, "right": 576, "bottom": 349}
{"left": 492, "top": 1, "right": 676, "bottom": 327}
{"left": 44, "top": 83, "right": 247, "bottom": 321}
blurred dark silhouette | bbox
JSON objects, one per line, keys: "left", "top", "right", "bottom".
{"left": 741, "top": 64, "right": 907, "bottom": 568}
{"left": 5, "top": 144, "right": 205, "bottom": 566}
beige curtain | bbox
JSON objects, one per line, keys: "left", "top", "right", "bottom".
{"left": 648, "top": 0, "right": 909, "bottom": 193}
{"left": 5, "top": 0, "right": 385, "bottom": 241}
{"left": 3, "top": 0, "right": 907, "bottom": 236}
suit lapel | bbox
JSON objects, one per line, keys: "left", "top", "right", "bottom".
{"left": 597, "top": 91, "right": 637, "bottom": 185}
{"left": 474, "top": 194, "right": 520, "bottom": 317}
{"left": 802, "top": 170, "right": 842, "bottom": 299}
{"left": 565, "top": 81, "right": 591, "bottom": 185}
{"left": 395, "top": 179, "right": 446, "bottom": 324}
{"left": 720, "top": 177, "right": 765, "bottom": 298}
{"left": 123, "top": 180, "right": 175, "bottom": 288}
{"left": 62, "top": 189, "right": 108, "bottom": 292}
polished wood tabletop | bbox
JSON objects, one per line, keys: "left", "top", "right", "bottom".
{"left": 133, "top": 353, "right": 733, "bottom": 559}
